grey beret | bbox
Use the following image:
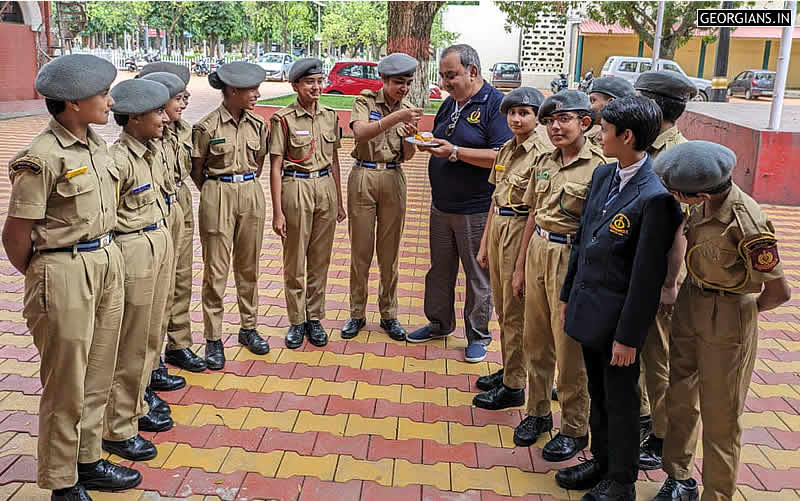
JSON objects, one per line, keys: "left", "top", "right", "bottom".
{"left": 110, "top": 79, "right": 170, "bottom": 115}
{"left": 377, "top": 53, "right": 418, "bottom": 76}
{"left": 653, "top": 140, "right": 736, "bottom": 193}
{"left": 139, "top": 62, "right": 190, "bottom": 85}
{"left": 500, "top": 87, "right": 545, "bottom": 114}
{"left": 35, "top": 54, "right": 117, "bottom": 101}
{"left": 589, "top": 77, "right": 635, "bottom": 100}
{"left": 140, "top": 72, "right": 185, "bottom": 98}
{"left": 538, "top": 90, "right": 591, "bottom": 119}
{"left": 635, "top": 70, "right": 697, "bottom": 101}
{"left": 215, "top": 62, "right": 266, "bottom": 89}
{"left": 288, "top": 58, "right": 323, "bottom": 83}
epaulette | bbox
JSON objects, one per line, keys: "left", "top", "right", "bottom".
{"left": 360, "top": 89, "right": 377, "bottom": 98}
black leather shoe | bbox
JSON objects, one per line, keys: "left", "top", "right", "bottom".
{"left": 556, "top": 458, "right": 607, "bottom": 490}
{"left": 150, "top": 359, "right": 186, "bottom": 391}
{"left": 652, "top": 477, "right": 699, "bottom": 501}
{"left": 580, "top": 479, "right": 635, "bottom": 501}
{"left": 513, "top": 414, "right": 553, "bottom": 447}
{"left": 640, "top": 415, "right": 653, "bottom": 446}
{"left": 165, "top": 348, "right": 207, "bottom": 372}
{"left": 380, "top": 318, "right": 407, "bottom": 341}
{"left": 639, "top": 434, "right": 664, "bottom": 471}
{"left": 341, "top": 318, "right": 366, "bottom": 339}
{"left": 52, "top": 484, "right": 92, "bottom": 500}
{"left": 77, "top": 459, "right": 141, "bottom": 492}
{"left": 144, "top": 386, "right": 170, "bottom": 415}
{"left": 238, "top": 328, "right": 270, "bottom": 355}
{"left": 138, "top": 408, "right": 174, "bottom": 432}
{"left": 473, "top": 385, "right": 525, "bottom": 410}
{"left": 102, "top": 434, "right": 157, "bottom": 462}
{"left": 285, "top": 323, "right": 305, "bottom": 349}
{"left": 306, "top": 320, "right": 328, "bottom": 347}
{"left": 542, "top": 432, "right": 589, "bottom": 462}
{"left": 204, "top": 340, "right": 225, "bottom": 370}
{"left": 552, "top": 385, "right": 559, "bottom": 401}
{"left": 476, "top": 369, "right": 504, "bottom": 391}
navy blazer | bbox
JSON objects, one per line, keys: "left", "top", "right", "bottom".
{"left": 559, "top": 157, "right": 683, "bottom": 351}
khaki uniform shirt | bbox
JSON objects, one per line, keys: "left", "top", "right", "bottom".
{"left": 523, "top": 139, "right": 607, "bottom": 235}
{"left": 489, "top": 134, "right": 553, "bottom": 211}
{"left": 585, "top": 124, "right": 603, "bottom": 149}
{"left": 8, "top": 119, "right": 117, "bottom": 250}
{"left": 350, "top": 88, "right": 413, "bottom": 163}
{"left": 269, "top": 100, "right": 341, "bottom": 173}
{"left": 170, "top": 119, "right": 193, "bottom": 183}
{"left": 649, "top": 126, "right": 687, "bottom": 160}
{"left": 110, "top": 132, "right": 169, "bottom": 233}
{"left": 684, "top": 184, "right": 783, "bottom": 294}
{"left": 192, "top": 105, "right": 268, "bottom": 177}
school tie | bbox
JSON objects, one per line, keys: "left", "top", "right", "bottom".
{"left": 605, "top": 171, "right": 622, "bottom": 207}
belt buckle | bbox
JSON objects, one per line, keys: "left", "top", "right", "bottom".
{"left": 99, "top": 233, "right": 112, "bottom": 247}
{"left": 233, "top": 174, "right": 245, "bottom": 183}
{"left": 376, "top": 163, "right": 387, "bottom": 170}
{"left": 493, "top": 206, "right": 500, "bottom": 215}
{"left": 309, "top": 171, "right": 321, "bottom": 179}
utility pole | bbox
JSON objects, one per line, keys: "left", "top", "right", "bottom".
{"left": 709, "top": 0, "right": 734, "bottom": 102}
{"left": 768, "top": 0, "right": 797, "bottom": 129}
{"left": 652, "top": 1, "right": 665, "bottom": 63}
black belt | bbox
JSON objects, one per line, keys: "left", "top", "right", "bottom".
{"left": 38, "top": 233, "right": 114, "bottom": 253}
{"left": 692, "top": 281, "right": 742, "bottom": 297}
{"left": 116, "top": 219, "right": 166, "bottom": 236}
{"left": 283, "top": 168, "right": 330, "bottom": 179}
{"left": 355, "top": 160, "right": 399, "bottom": 170}
{"left": 535, "top": 225, "right": 574, "bottom": 245}
{"left": 494, "top": 206, "right": 528, "bottom": 217}
{"left": 207, "top": 172, "right": 256, "bottom": 183}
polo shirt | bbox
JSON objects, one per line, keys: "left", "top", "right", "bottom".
{"left": 428, "top": 81, "right": 512, "bottom": 214}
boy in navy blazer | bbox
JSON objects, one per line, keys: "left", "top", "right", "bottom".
{"left": 553, "top": 96, "right": 683, "bottom": 501}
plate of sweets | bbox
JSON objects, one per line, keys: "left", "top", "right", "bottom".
{"left": 405, "top": 132, "right": 440, "bottom": 147}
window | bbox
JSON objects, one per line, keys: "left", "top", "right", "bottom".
{"left": 743, "top": 71, "right": 753, "bottom": 80}
{"left": 640, "top": 62, "right": 652, "bottom": 72}
{"left": 338, "top": 65, "right": 361, "bottom": 78}
{"left": 285, "top": 56, "right": 293, "bottom": 64}
{"left": 756, "top": 72, "right": 775, "bottom": 81}
{"left": 0, "top": 2, "right": 24, "bottom": 24}
{"left": 602, "top": 58, "right": 613, "bottom": 72}
{"left": 734, "top": 71, "right": 746, "bottom": 81}
{"left": 618, "top": 61, "right": 638, "bottom": 73}
{"left": 662, "top": 63, "right": 681, "bottom": 73}
{"left": 495, "top": 63, "right": 520, "bottom": 73}
{"left": 259, "top": 54, "right": 283, "bottom": 63}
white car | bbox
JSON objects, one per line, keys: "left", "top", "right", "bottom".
{"left": 256, "top": 52, "right": 294, "bottom": 81}
{"left": 600, "top": 56, "right": 712, "bottom": 101}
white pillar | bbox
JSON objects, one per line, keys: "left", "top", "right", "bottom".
{"left": 652, "top": 1, "right": 665, "bottom": 63}
{"left": 768, "top": 1, "right": 797, "bottom": 130}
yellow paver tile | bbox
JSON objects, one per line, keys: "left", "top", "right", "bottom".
{"left": 276, "top": 350, "right": 323, "bottom": 366}
{"left": 749, "top": 382, "right": 800, "bottom": 399}
{"left": 335, "top": 455, "right": 394, "bottom": 486}
{"left": 0, "top": 335, "right": 31, "bottom": 348}
{"left": 394, "top": 459, "right": 450, "bottom": 490}
{"left": 242, "top": 409, "right": 298, "bottom": 432}
{"left": 179, "top": 372, "right": 223, "bottom": 390}
{"left": 0, "top": 483, "right": 21, "bottom": 501}
{"left": 362, "top": 353, "right": 404, "bottom": 372}
{"left": 162, "top": 443, "right": 229, "bottom": 472}
{"left": 307, "top": 379, "right": 356, "bottom": 399}
{"left": 0, "top": 393, "right": 37, "bottom": 413}
{"left": 355, "top": 382, "right": 401, "bottom": 402}
{"left": 276, "top": 451, "right": 337, "bottom": 481}
{"left": 261, "top": 376, "right": 311, "bottom": 396}
{"left": 0, "top": 432, "right": 17, "bottom": 451}
{"left": 397, "top": 417, "right": 448, "bottom": 444}
{"left": 0, "top": 360, "right": 38, "bottom": 377}
{"left": 451, "top": 463, "right": 510, "bottom": 495}
{"left": 345, "top": 415, "right": 397, "bottom": 440}
{"left": 90, "top": 490, "right": 143, "bottom": 501}
{"left": 215, "top": 374, "right": 267, "bottom": 393}
{"left": 0, "top": 432, "right": 37, "bottom": 458}
{"left": 234, "top": 347, "right": 281, "bottom": 362}
{"left": 741, "top": 411, "right": 790, "bottom": 431}
{"left": 449, "top": 422, "right": 502, "bottom": 448}
{"left": 319, "top": 352, "right": 363, "bottom": 370}
{"left": 10, "top": 483, "right": 49, "bottom": 501}
{"left": 220, "top": 448, "right": 283, "bottom": 477}
{"left": 401, "top": 385, "right": 447, "bottom": 406}
{"left": 777, "top": 411, "right": 800, "bottom": 432}
{"left": 169, "top": 404, "right": 203, "bottom": 427}
{"left": 758, "top": 338, "right": 788, "bottom": 351}
{"left": 507, "top": 468, "right": 569, "bottom": 497}
{"left": 293, "top": 410, "right": 347, "bottom": 436}
{"left": 739, "top": 487, "right": 800, "bottom": 500}
{"left": 759, "top": 445, "right": 800, "bottom": 469}
{"left": 447, "top": 388, "right": 475, "bottom": 407}
{"left": 446, "top": 359, "right": 489, "bottom": 376}
{"left": 140, "top": 442, "right": 177, "bottom": 468}
{"left": 403, "top": 357, "right": 446, "bottom": 374}
{"left": 191, "top": 405, "right": 251, "bottom": 430}
{"left": 735, "top": 444, "right": 772, "bottom": 469}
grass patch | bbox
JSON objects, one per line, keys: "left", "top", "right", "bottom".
{"left": 258, "top": 93, "right": 442, "bottom": 114}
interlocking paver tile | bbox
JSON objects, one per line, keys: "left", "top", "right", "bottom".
{"left": 219, "top": 447, "right": 282, "bottom": 477}
{"left": 276, "top": 451, "right": 337, "bottom": 481}
{"left": 162, "top": 443, "right": 229, "bottom": 472}
{"left": 361, "top": 482, "right": 422, "bottom": 501}
{"left": 398, "top": 417, "right": 449, "bottom": 443}
{"left": 334, "top": 455, "right": 393, "bottom": 485}
{"left": 242, "top": 408, "right": 298, "bottom": 431}
{"left": 345, "top": 414, "right": 397, "bottom": 439}
{"left": 368, "top": 436, "right": 423, "bottom": 463}
{"left": 394, "top": 459, "right": 450, "bottom": 490}
{"left": 299, "top": 477, "right": 363, "bottom": 501}
{"left": 237, "top": 473, "right": 303, "bottom": 501}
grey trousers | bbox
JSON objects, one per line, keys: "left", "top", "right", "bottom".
{"left": 423, "top": 206, "right": 493, "bottom": 346}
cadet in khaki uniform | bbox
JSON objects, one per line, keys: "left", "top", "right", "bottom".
{"left": 102, "top": 79, "right": 176, "bottom": 463}
{"left": 192, "top": 62, "right": 270, "bottom": 370}
{"left": 652, "top": 141, "right": 791, "bottom": 501}
{"left": 586, "top": 77, "right": 635, "bottom": 149}
{"left": 472, "top": 88, "right": 550, "bottom": 410}
{"left": 269, "top": 58, "right": 346, "bottom": 350}
{"left": 512, "top": 91, "right": 605, "bottom": 462}
{"left": 634, "top": 70, "right": 696, "bottom": 469}
{"left": 2, "top": 54, "right": 140, "bottom": 500}
{"left": 140, "top": 64, "right": 208, "bottom": 374}
{"left": 340, "top": 53, "right": 422, "bottom": 341}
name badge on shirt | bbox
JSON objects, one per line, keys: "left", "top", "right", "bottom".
{"left": 536, "top": 172, "right": 549, "bottom": 179}
{"left": 295, "top": 130, "right": 310, "bottom": 136}
{"left": 369, "top": 111, "right": 382, "bottom": 121}
{"left": 209, "top": 138, "right": 226, "bottom": 145}
{"left": 132, "top": 183, "right": 151, "bottom": 195}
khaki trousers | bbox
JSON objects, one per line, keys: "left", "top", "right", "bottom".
{"left": 24, "top": 244, "right": 124, "bottom": 489}
{"left": 663, "top": 284, "right": 759, "bottom": 501}
{"left": 106, "top": 227, "right": 172, "bottom": 441}
{"left": 487, "top": 214, "right": 527, "bottom": 389}
{"left": 166, "top": 182, "right": 195, "bottom": 350}
{"left": 152, "top": 202, "right": 183, "bottom": 370}
{"left": 524, "top": 234, "right": 589, "bottom": 437}
{"left": 347, "top": 164, "right": 406, "bottom": 320}
{"left": 281, "top": 174, "right": 337, "bottom": 325}
{"left": 199, "top": 179, "right": 265, "bottom": 341}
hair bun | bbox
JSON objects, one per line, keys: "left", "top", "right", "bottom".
{"left": 208, "top": 71, "right": 224, "bottom": 90}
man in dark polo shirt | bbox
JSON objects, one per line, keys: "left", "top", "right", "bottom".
{"left": 408, "top": 44, "right": 513, "bottom": 363}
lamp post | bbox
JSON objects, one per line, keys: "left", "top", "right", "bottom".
{"left": 709, "top": 0, "right": 735, "bottom": 102}
{"left": 311, "top": 0, "right": 324, "bottom": 58}
{"left": 767, "top": 0, "right": 797, "bottom": 129}
{"left": 652, "top": 1, "right": 665, "bottom": 63}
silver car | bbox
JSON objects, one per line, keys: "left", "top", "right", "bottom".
{"left": 256, "top": 52, "right": 295, "bottom": 81}
{"left": 600, "top": 56, "right": 712, "bottom": 101}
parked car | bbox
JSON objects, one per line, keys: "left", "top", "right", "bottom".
{"left": 600, "top": 56, "right": 712, "bottom": 101}
{"left": 489, "top": 62, "right": 521, "bottom": 89}
{"left": 323, "top": 61, "right": 441, "bottom": 99}
{"left": 255, "top": 52, "right": 294, "bottom": 81}
{"left": 728, "top": 69, "right": 775, "bottom": 100}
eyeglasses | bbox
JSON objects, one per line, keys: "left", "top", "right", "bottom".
{"left": 539, "top": 114, "right": 580, "bottom": 127}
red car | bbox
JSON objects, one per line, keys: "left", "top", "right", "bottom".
{"left": 323, "top": 61, "right": 441, "bottom": 99}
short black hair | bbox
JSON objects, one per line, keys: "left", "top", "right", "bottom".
{"left": 600, "top": 95, "right": 662, "bottom": 151}
{"left": 113, "top": 113, "right": 129, "bottom": 127}
{"left": 45, "top": 98, "right": 66, "bottom": 116}
{"left": 639, "top": 90, "right": 686, "bottom": 122}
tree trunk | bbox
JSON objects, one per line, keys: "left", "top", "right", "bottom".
{"left": 387, "top": 1, "right": 443, "bottom": 107}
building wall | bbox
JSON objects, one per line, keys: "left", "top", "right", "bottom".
{"left": 0, "top": 23, "right": 38, "bottom": 101}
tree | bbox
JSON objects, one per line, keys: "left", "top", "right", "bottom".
{"left": 494, "top": 1, "right": 570, "bottom": 33}
{"left": 186, "top": 1, "right": 244, "bottom": 57}
{"left": 322, "top": 2, "right": 387, "bottom": 59}
{"left": 248, "top": 1, "right": 313, "bottom": 53}
{"left": 387, "top": 1, "right": 444, "bottom": 107}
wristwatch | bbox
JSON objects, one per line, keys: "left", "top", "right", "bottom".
{"left": 449, "top": 145, "right": 459, "bottom": 163}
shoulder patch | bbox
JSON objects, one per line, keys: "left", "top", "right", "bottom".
{"left": 9, "top": 155, "right": 43, "bottom": 175}
{"left": 742, "top": 234, "right": 780, "bottom": 272}
{"left": 246, "top": 110, "right": 265, "bottom": 125}
{"left": 193, "top": 122, "right": 208, "bottom": 133}
{"left": 360, "top": 89, "right": 377, "bottom": 98}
